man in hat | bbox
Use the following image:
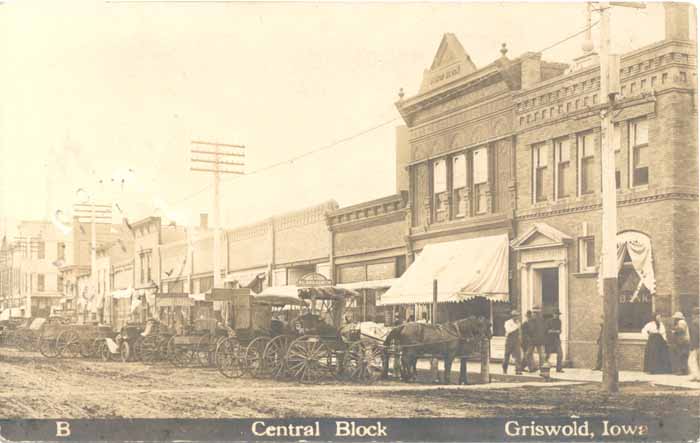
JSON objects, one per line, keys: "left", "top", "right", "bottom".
{"left": 521, "top": 306, "right": 549, "bottom": 376}
{"left": 688, "top": 306, "right": 700, "bottom": 382}
{"left": 502, "top": 310, "right": 523, "bottom": 375}
{"left": 546, "top": 308, "right": 564, "bottom": 373}
{"left": 670, "top": 311, "right": 690, "bottom": 375}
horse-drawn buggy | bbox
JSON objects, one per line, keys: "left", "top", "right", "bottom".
{"left": 55, "top": 322, "right": 115, "bottom": 359}
{"left": 94, "top": 318, "right": 173, "bottom": 362}
{"left": 214, "top": 289, "right": 308, "bottom": 379}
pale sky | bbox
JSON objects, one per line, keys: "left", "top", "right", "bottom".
{"left": 0, "top": 1, "right": 666, "bottom": 236}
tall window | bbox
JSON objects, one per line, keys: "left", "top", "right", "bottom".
{"left": 578, "top": 132, "right": 596, "bottom": 195}
{"left": 37, "top": 241, "right": 45, "bottom": 259}
{"left": 433, "top": 159, "right": 447, "bottom": 221}
{"left": 37, "top": 274, "right": 45, "bottom": 292}
{"left": 452, "top": 154, "right": 467, "bottom": 218}
{"left": 630, "top": 118, "right": 649, "bottom": 186}
{"left": 140, "top": 252, "right": 152, "bottom": 284}
{"left": 473, "top": 147, "right": 489, "bottom": 214}
{"left": 555, "top": 138, "right": 571, "bottom": 199}
{"left": 57, "top": 243, "right": 65, "bottom": 260}
{"left": 140, "top": 255, "right": 145, "bottom": 284}
{"left": 532, "top": 143, "right": 548, "bottom": 202}
{"left": 58, "top": 275, "right": 63, "bottom": 293}
{"left": 578, "top": 237, "right": 596, "bottom": 273}
{"left": 146, "top": 252, "right": 152, "bottom": 283}
{"left": 618, "top": 252, "right": 652, "bottom": 332}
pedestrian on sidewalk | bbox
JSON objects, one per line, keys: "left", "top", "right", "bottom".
{"left": 641, "top": 312, "right": 672, "bottom": 374}
{"left": 545, "top": 309, "right": 564, "bottom": 373}
{"left": 688, "top": 306, "right": 700, "bottom": 382}
{"left": 502, "top": 310, "right": 522, "bottom": 375}
{"left": 669, "top": 311, "right": 690, "bottom": 375}
{"left": 593, "top": 316, "right": 604, "bottom": 371}
{"left": 521, "top": 306, "right": 549, "bottom": 377}
{"left": 519, "top": 310, "right": 534, "bottom": 372}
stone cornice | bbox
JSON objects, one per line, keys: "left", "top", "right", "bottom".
{"left": 410, "top": 212, "right": 513, "bottom": 241}
{"left": 516, "top": 189, "right": 699, "bottom": 221}
{"left": 327, "top": 193, "right": 408, "bottom": 231}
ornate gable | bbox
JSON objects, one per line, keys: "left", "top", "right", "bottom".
{"left": 419, "top": 33, "right": 477, "bottom": 94}
{"left": 511, "top": 223, "right": 573, "bottom": 250}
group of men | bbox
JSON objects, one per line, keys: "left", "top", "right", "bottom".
{"left": 502, "top": 306, "right": 563, "bottom": 376}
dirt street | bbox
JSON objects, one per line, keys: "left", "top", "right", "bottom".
{"left": 1, "top": 348, "right": 698, "bottom": 419}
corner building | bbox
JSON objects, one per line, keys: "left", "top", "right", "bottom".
{"left": 390, "top": 5, "right": 697, "bottom": 369}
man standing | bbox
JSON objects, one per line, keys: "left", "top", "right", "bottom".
{"left": 688, "top": 306, "right": 700, "bottom": 382}
{"left": 519, "top": 310, "right": 533, "bottom": 372}
{"left": 670, "top": 312, "right": 690, "bottom": 375}
{"left": 546, "top": 309, "right": 564, "bottom": 373}
{"left": 593, "top": 316, "right": 604, "bottom": 371}
{"left": 522, "top": 306, "right": 549, "bottom": 377}
{"left": 503, "top": 310, "right": 523, "bottom": 375}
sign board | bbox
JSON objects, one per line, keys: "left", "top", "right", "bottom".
{"left": 206, "top": 288, "right": 250, "bottom": 302}
{"left": 296, "top": 272, "right": 332, "bottom": 288}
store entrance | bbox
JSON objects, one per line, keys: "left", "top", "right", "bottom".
{"left": 537, "top": 267, "right": 559, "bottom": 316}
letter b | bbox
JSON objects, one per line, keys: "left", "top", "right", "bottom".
{"left": 56, "top": 421, "right": 71, "bottom": 437}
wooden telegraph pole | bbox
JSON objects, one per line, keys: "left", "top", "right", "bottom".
{"left": 190, "top": 140, "right": 245, "bottom": 289}
{"left": 597, "top": 1, "right": 645, "bottom": 394}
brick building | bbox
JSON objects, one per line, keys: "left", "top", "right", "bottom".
{"left": 381, "top": 3, "right": 697, "bottom": 369}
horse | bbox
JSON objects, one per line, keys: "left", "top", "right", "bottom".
{"left": 382, "top": 316, "right": 491, "bottom": 384}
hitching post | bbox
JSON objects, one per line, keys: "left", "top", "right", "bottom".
{"left": 430, "top": 279, "right": 439, "bottom": 382}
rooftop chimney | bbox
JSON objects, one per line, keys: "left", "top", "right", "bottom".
{"left": 664, "top": 2, "right": 692, "bottom": 41}
{"left": 200, "top": 214, "right": 208, "bottom": 229}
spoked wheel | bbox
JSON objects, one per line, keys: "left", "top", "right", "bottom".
{"left": 196, "top": 335, "right": 214, "bottom": 367}
{"left": 264, "top": 335, "right": 292, "bottom": 379}
{"left": 244, "top": 336, "right": 270, "bottom": 377}
{"left": 38, "top": 333, "right": 60, "bottom": 358}
{"left": 168, "top": 337, "right": 193, "bottom": 367}
{"left": 343, "top": 341, "right": 385, "bottom": 383}
{"left": 99, "top": 341, "right": 112, "bottom": 362}
{"left": 285, "top": 336, "right": 334, "bottom": 383}
{"left": 57, "top": 330, "right": 81, "bottom": 358}
{"left": 120, "top": 341, "right": 131, "bottom": 362}
{"left": 215, "top": 337, "right": 244, "bottom": 378}
{"left": 140, "top": 334, "right": 160, "bottom": 363}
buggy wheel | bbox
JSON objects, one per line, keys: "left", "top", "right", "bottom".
{"left": 132, "top": 337, "right": 143, "bottom": 361}
{"left": 285, "top": 336, "right": 333, "bottom": 383}
{"left": 168, "top": 338, "right": 193, "bottom": 367}
{"left": 264, "top": 335, "right": 292, "bottom": 379}
{"left": 99, "top": 342, "right": 112, "bottom": 362}
{"left": 38, "top": 333, "right": 60, "bottom": 358}
{"left": 215, "top": 337, "right": 244, "bottom": 378}
{"left": 57, "top": 330, "right": 81, "bottom": 358}
{"left": 344, "top": 341, "right": 385, "bottom": 383}
{"left": 140, "top": 334, "right": 160, "bottom": 363}
{"left": 120, "top": 341, "right": 131, "bottom": 362}
{"left": 195, "top": 335, "right": 213, "bottom": 367}
{"left": 245, "top": 336, "right": 270, "bottom": 377}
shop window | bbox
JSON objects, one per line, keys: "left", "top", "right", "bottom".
{"left": 37, "top": 274, "right": 45, "bottom": 292}
{"left": 578, "top": 237, "right": 596, "bottom": 273}
{"left": 199, "top": 276, "right": 214, "bottom": 293}
{"left": 452, "top": 154, "right": 467, "bottom": 218}
{"left": 473, "top": 147, "right": 489, "bottom": 214}
{"left": 618, "top": 257, "right": 652, "bottom": 333}
{"left": 555, "top": 138, "right": 570, "bottom": 199}
{"left": 630, "top": 118, "right": 649, "bottom": 186}
{"left": 169, "top": 280, "right": 184, "bottom": 293}
{"left": 532, "top": 143, "right": 548, "bottom": 203}
{"left": 577, "top": 132, "right": 596, "bottom": 195}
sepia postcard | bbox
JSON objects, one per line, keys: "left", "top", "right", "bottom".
{"left": 0, "top": 1, "right": 698, "bottom": 441}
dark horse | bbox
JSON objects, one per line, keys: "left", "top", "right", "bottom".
{"left": 382, "top": 316, "right": 491, "bottom": 384}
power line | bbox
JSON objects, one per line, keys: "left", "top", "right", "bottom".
{"left": 538, "top": 20, "right": 600, "bottom": 54}
{"left": 169, "top": 116, "right": 400, "bottom": 207}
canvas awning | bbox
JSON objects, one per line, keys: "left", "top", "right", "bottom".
{"left": 112, "top": 288, "right": 133, "bottom": 300}
{"left": 259, "top": 285, "right": 301, "bottom": 298}
{"left": 252, "top": 294, "right": 308, "bottom": 307}
{"left": 378, "top": 234, "right": 510, "bottom": 306}
{"left": 337, "top": 278, "right": 399, "bottom": 291}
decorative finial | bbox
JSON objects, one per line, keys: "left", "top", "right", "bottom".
{"left": 500, "top": 43, "right": 508, "bottom": 57}
{"left": 398, "top": 88, "right": 405, "bottom": 100}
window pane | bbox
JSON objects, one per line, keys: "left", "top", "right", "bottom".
{"left": 582, "top": 158, "right": 595, "bottom": 193}
{"left": 579, "top": 133, "right": 595, "bottom": 158}
{"left": 536, "top": 168, "right": 546, "bottom": 201}
{"left": 634, "top": 145, "right": 648, "bottom": 168}
{"left": 534, "top": 144, "right": 548, "bottom": 167}
{"left": 473, "top": 148, "right": 488, "bottom": 184}
{"left": 452, "top": 155, "right": 466, "bottom": 189}
{"left": 433, "top": 160, "right": 447, "bottom": 193}
{"left": 557, "top": 139, "right": 570, "bottom": 163}
{"left": 558, "top": 163, "right": 569, "bottom": 198}
{"left": 618, "top": 266, "right": 652, "bottom": 332}
{"left": 475, "top": 183, "right": 488, "bottom": 213}
{"left": 633, "top": 119, "right": 648, "bottom": 145}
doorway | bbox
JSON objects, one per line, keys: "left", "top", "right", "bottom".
{"left": 538, "top": 268, "right": 559, "bottom": 316}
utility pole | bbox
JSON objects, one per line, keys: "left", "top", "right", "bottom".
{"left": 190, "top": 140, "right": 245, "bottom": 289}
{"left": 596, "top": 1, "right": 645, "bottom": 394}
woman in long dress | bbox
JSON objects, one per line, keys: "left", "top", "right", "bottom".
{"left": 641, "top": 313, "right": 672, "bottom": 374}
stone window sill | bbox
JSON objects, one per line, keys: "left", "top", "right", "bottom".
{"left": 573, "top": 270, "right": 598, "bottom": 278}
